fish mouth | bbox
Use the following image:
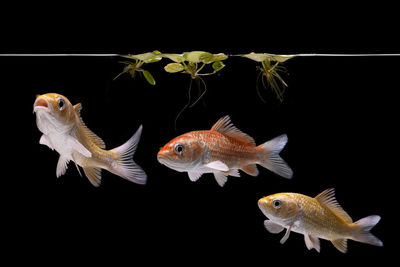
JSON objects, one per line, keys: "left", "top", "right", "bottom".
{"left": 33, "top": 97, "right": 50, "bottom": 113}
{"left": 157, "top": 154, "right": 169, "bottom": 165}
{"left": 157, "top": 154, "right": 187, "bottom": 172}
{"left": 258, "top": 199, "right": 271, "bottom": 217}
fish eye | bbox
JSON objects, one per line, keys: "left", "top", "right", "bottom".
{"left": 272, "top": 199, "right": 282, "bottom": 209}
{"left": 57, "top": 97, "right": 66, "bottom": 111}
{"left": 174, "top": 143, "right": 185, "bottom": 154}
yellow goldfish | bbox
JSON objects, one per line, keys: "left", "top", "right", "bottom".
{"left": 33, "top": 93, "right": 147, "bottom": 186}
{"left": 157, "top": 115, "right": 292, "bottom": 186}
{"left": 258, "top": 189, "right": 383, "bottom": 253}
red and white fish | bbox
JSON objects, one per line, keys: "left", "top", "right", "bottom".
{"left": 157, "top": 115, "right": 293, "bottom": 186}
{"left": 33, "top": 93, "right": 147, "bottom": 186}
{"left": 258, "top": 189, "right": 383, "bottom": 253}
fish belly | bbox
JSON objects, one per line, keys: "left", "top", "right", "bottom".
{"left": 48, "top": 133, "right": 75, "bottom": 160}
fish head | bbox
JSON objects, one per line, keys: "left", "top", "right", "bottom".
{"left": 157, "top": 133, "right": 205, "bottom": 172}
{"left": 258, "top": 193, "right": 300, "bottom": 223}
{"left": 33, "top": 93, "right": 76, "bottom": 134}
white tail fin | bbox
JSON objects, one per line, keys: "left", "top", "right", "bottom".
{"left": 258, "top": 134, "right": 293, "bottom": 179}
{"left": 109, "top": 125, "right": 147, "bottom": 184}
{"left": 351, "top": 215, "right": 383, "bottom": 247}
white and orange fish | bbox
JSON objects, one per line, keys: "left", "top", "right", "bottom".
{"left": 33, "top": 93, "right": 147, "bottom": 186}
{"left": 258, "top": 189, "right": 383, "bottom": 253}
{"left": 157, "top": 115, "right": 293, "bottom": 186}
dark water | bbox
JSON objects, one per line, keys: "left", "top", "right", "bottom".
{"left": 1, "top": 19, "right": 397, "bottom": 264}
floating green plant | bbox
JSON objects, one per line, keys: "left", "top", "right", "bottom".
{"left": 114, "top": 51, "right": 162, "bottom": 85}
{"left": 243, "top": 53, "right": 294, "bottom": 102}
{"left": 162, "top": 51, "right": 228, "bottom": 127}
{"left": 163, "top": 51, "right": 227, "bottom": 78}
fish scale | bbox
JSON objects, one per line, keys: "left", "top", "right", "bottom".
{"left": 294, "top": 194, "right": 350, "bottom": 239}
{"left": 195, "top": 130, "right": 258, "bottom": 168}
{"left": 158, "top": 115, "right": 293, "bottom": 186}
{"left": 258, "top": 190, "right": 383, "bottom": 253}
{"left": 34, "top": 93, "right": 147, "bottom": 187}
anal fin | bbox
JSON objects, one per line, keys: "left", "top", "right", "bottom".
{"left": 241, "top": 164, "right": 259, "bottom": 176}
{"left": 332, "top": 238, "right": 348, "bottom": 253}
{"left": 225, "top": 169, "right": 240, "bottom": 177}
{"left": 83, "top": 167, "right": 102, "bottom": 187}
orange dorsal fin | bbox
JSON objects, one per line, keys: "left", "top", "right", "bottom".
{"left": 74, "top": 103, "right": 106, "bottom": 149}
{"left": 314, "top": 188, "right": 353, "bottom": 224}
{"left": 210, "top": 115, "right": 256, "bottom": 146}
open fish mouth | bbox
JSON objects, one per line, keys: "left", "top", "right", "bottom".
{"left": 33, "top": 97, "right": 50, "bottom": 113}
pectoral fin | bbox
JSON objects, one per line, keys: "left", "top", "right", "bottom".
{"left": 304, "top": 233, "right": 321, "bottom": 252}
{"left": 68, "top": 137, "right": 91, "bottom": 158}
{"left": 205, "top": 161, "right": 229, "bottom": 172}
{"left": 280, "top": 225, "right": 292, "bottom": 244}
{"left": 56, "top": 156, "right": 69, "bottom": 177}
{"left": 39, "top": 135, "right": 53, "bottom": 150}
{"left": 264, "top": 220, "right": 284, "bottom": 234}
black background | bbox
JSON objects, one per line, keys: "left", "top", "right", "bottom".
{"left": 1, "top": 5, "right": 397, "bottom": 265}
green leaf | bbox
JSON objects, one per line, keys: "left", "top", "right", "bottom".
{"left": 243, "top": 52, "right": 294, "bottom": 62}
{"left": 142, "top": 70, "right": 156, "bottom": 85}
{"left": 212, "top": 53, "right": 228, "bottom": 61}
{"left": 161, "top": 53, "right": 185, "bottom": 63}
{"left": 144, "top": 56, "right": 162, "bottom": 63}
{"left": 198, "top": 52, "right": 214, "bottom": 63}
{"left": 242, "top": 53, "right": 269, "bottom": 62}
{"left": 183, "top": 51, "right": 213, "bottom": 63}
{"left": 123, "top": 52, "right": 157, "bottom": 62}
{"left": 122, "top": 51, "right": 162, "bottom": 63}
{"left": 164, "top": 63, "right": 185, "bottom": 73}
{"left": 269, "top": 54, "right": 294, "bottom": 62}
{"left": 212, "top": 61, "right": 225, "bottom": 72}
{"left": 144, "top": 51, "right": 162, "bottom": 63}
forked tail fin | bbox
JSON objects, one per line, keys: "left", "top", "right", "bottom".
{"left": 109, "top": 125, "right": 147, "bottom": 184}
{"left": 351, "top": 215, "right": 383, "bottom": 247}
{"left": 258, "top": 134, "right": 293, "bottom": 179}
